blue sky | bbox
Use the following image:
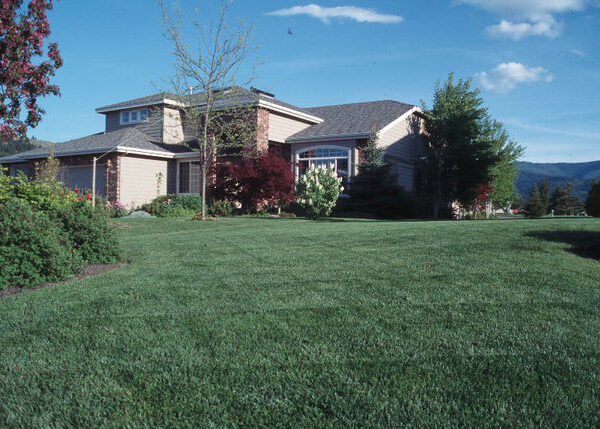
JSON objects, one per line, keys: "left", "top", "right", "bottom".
{"left": 34, "top": 0, "right": 600, "bottom": 162}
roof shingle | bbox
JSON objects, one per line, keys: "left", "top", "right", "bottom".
{"left": 288, "top": 100, "right": 415, "bottom": 141}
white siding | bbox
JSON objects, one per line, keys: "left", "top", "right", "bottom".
{"left": 378, "top": 113, "right": 424, "bottom": 191}
{"left": 119, "top": 156, "right": 168, "bottom": 206}
{"left": 268, "top": 112, "right": 312, "bottom": 143}
{"left": 378, "top": 113, "right": 424, "bottom": 163}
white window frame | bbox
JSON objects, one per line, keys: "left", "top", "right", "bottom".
{"left": 293, "top": 145, "right": 352, "bottom": 181}
{"left": 120, "top": 108, "right": 149, "bottom": 125}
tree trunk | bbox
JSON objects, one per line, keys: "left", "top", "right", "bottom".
{"left": 201, "top": 164, "right": 207, "bottom": 220}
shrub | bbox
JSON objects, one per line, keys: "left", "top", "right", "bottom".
{"left": 142, "top": 194, "right": 176, "bottom": 216}
{"left": 586, "top": 181, "right": 600, "bottom": 217}
{"left": 209, "top": 199, "right": 234, "bottom": 217}
{"left": 141, "top": 194, "right": 201, "bottom": 217}
{"left": 52, "top": 200, "right": 123, "bottom": 264}
{"left": 105, "top": 200, "right": 129, "bottom": 218}
{"left": 8, "top": 174, "right": 72, "bottom": 210}
{"left": 214, "top": 149, "right": 296, "bottom": 212}
{"left": 0, "top": 199, "right": 84, "bottom": 289}
{"left": 296, "top": 165, "right": 343, "bottom": 220}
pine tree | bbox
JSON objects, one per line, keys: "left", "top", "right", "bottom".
{"left": 345, "top": 127, "right": 411, "bottom": 218}
{"left": 538, "top": 179, "right": 550, "bottom": 216}
{"left": 585, "top": 181, "right": 600, "bottom": 217}
{"left": 551, "top": 184, "right": 584, "bottom": 216}
{"left": 524, "top": 184, "right": 545, "bottom": 218}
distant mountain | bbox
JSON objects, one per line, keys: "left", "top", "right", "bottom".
{"left": 517, "top": 160, "right": 600, "bottom": 200}
{"left": 0, "top": 138, "right": 50, "bottom": 158}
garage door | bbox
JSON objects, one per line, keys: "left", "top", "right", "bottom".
{"left": 61, "top": 165, "right": 106, "bottom": 196}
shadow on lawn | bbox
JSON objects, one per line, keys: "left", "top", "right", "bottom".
{"left": 526, "top": 230, "right": 600, "bottom": 261}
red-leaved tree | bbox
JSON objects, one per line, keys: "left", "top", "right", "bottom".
{"left": 0, "top": 0, "right": 62, "bottom": 139}
{"left": 214, "top": 149, "right": 296, "bottom": 212}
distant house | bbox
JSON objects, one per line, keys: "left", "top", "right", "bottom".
{"left": 0, "top": 87, "right": 425, "bottom": 205}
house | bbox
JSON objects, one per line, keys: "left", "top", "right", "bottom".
{"left": 0, "top": 87, "right": 425, "bottom": 205}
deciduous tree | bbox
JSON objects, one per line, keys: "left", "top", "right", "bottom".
{"left": 0, "top": 0, "right": 63, "bottom": 139}
{"left": 420, "top": 74, "right": 523, "bottom": 218}
{"left": 160, "top": 0, "right": 256, "bottom": 220}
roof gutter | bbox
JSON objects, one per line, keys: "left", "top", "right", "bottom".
{"left": 0, "top": 145, "right": 177, "bottom": 164}
{"left": 95, "top": 98, "right": 185, "bottom": 113}
{"left": 286, "top": 133, "right": 370, "bottom": 144}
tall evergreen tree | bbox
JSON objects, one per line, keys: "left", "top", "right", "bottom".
{"left": 524, "top": 184, "right": 545, "bottom": 218}
{"left": 585, "top": 181, "right": 600, "bottom": 217}
{"left": 346, "top": 126, "right": 413, "bottom": 218}
{"left": 538, "top": 179, "right": 551, "bottom": 216}
{"left": 551, "top": 184, "right": 584, "bottom": 215}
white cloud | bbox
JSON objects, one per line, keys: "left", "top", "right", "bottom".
{"left": 456, "top": 0, "right": 585, "bottom": 20}
{"left": 457, "top": 0, "right": 586, "bottom": 39}
{"left": 477, "top": 62, "right": 554, "bottom": 93}
{"left": 485, "top": 18, "right": 562, "bottom": 40}
{"left": 267, "top": 4, "right": 403, "bottom": 24}
{"left": 571, "top": 49, "right": 586, "bottom": 57}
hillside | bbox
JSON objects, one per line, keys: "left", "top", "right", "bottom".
{"left": 0, "top": 138, "right": 50, "bottom": 158}
{"left": 517, "top": 160, "right": 600, "bottom": 200}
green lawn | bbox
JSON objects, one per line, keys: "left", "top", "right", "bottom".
{"left": 1, "top": 217, "right": 599, "bottom": 426}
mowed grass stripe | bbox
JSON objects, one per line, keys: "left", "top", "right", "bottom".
{"left": 1, "top": 217, "right": 599, "bottom": 426}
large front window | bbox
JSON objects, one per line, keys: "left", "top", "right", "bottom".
{"left": 297, "top": 147, "right": 350, "bottom": 188}
{"left": 178, "top": 161, "right": 201, "bottom": 193}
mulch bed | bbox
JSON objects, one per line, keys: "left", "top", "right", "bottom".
{"left": 0, "top": 260, "right": 129, "bottom": 300}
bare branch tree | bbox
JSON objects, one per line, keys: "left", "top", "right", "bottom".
{"left": 159, "top": 0, "right": 258, "bottom": 220}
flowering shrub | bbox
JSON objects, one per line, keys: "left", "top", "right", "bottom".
{"left": 105, "top": 200, "right": 129, "bottom": 218}
{"left": 296, "top": 165, "right": 343, "bottom": 220}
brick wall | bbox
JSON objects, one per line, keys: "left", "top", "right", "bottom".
{"left": 257, "top": 107, "right": 269, "bottom": 152}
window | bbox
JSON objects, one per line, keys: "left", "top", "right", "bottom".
{"left": 296, "top": 146, "right": 350, "bottom": 189}
{"left": 178, "top": 161, "right": 201, "bottom": 194}
{"left": 120, "top": 108, "right": 149, "bottom": 125}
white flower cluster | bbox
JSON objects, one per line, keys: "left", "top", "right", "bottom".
{"left": 296, "top": 164, "right": 343, "bottom": 219}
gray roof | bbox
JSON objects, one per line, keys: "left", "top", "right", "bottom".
{"left": 0, "top": 127, "right": 186, "bottom": 163}
{"left": 287, "top": 100, "right": 415, "bottom": 141}
{"left": 96, "top": 87, "right": 319, "bottom": 118}
{"left": 96, "top": 92, "right": 175, "bottom": 112}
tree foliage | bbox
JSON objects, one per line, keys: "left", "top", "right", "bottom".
{"left": 0, "top": 0, "right": 63, "bottom": 139}
{"left": 420, "top": 73, "right": 523, "bottom": 218}
{"left": 214, "top": 149, "right": 296, "bottom": 212}
{"left": 585, "top": 181, "right": 600, "bottom": 217}
{"left": 550, "top": 184, "right": 584, "bottom": 215}
{"left": 160, "top": 0, "right": 255, "bottom": 219}
{"left": 523, "top": 184, "right": 545, "bottom": 218}
{"left": 538, "top": 179, "right": 550, "bottom": 216}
